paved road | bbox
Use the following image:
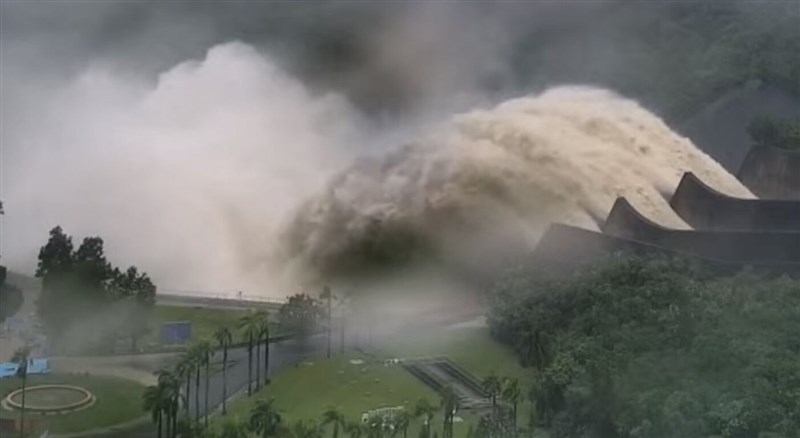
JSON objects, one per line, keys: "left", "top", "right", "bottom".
{"left": 84, "top": 335, "right": 329, "bottom": 438}
{"left": 183, "top": 334, "right": 327, "bottom": 419}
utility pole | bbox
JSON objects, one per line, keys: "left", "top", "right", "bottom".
{"left": 322, "top": 285, "right": 332, "bottom": 358}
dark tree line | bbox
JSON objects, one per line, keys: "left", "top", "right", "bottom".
{"left": 36, "top": 226, "right": 156, "bottom": 353}
{"left": 748, "top": 116, "right": 800, "bottom": 151}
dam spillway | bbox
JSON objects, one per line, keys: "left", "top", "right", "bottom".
{"left": 532, "top": 145, "right": 800, "bottom": 278}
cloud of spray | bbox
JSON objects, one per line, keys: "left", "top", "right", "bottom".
{"left": 281, "top": 87, "right": 753, "bottom": 282}
{"left": 2, "top": 2, "right": 767, "bottom": 298}
{"left": 1, "top": 42, "right": 364, "bottom": 294}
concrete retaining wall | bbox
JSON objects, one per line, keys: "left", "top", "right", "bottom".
{"left": 737, "top": 146, "right": 800, "bottom": 200}
{"left": 669, "top": 173, "right": 800, "bottom": 231}
{"left": 602, "top": 197, "right": 800, "bottom": 264}
{"left": 532, "top": 223, "right": 800, "bottom": 279}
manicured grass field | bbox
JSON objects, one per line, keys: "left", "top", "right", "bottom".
{"left": 0, "top": 373, "right": 145, "bottom": 434}
{"left": 213, "top": 326, "right": 534, "bottom": 436}
{"left": 220, "top": 352, "right": 437, "bottom": 424}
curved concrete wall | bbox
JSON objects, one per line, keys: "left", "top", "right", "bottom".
{"left": 532, "top": 223, "right": 800, "bottom": 279}
{"left": 602, "top": 197, "right": 800, "bottom": 264}
{"left": 669, "top": 172, "right": 800, "bottom": 231}
{"left": 737, "top": 146, "right": 800, "bottom": 200}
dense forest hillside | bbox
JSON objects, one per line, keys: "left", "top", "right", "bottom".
{"left": 489, "top": 257, "right": 800, "bottom": 438}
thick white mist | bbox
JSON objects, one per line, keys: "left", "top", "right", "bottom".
{"left": 3, "top": 42, "right": 752, "bottom": 295}
{"left": 1, "top": 42, "right": 362, "bottom": 295}
{"left": 282, "top": 87, "right": 753, "bottom": 279}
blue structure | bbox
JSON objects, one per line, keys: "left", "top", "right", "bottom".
{"left": 161, "top": 321, "right": 192, "bottom": 344}
{"left": 0, "top": 358, "right": 51, "bottom": 379}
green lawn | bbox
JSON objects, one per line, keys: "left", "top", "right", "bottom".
{"left": 212, "top": 326, "right": 535, "bottom": 436}
{"left": 0, "top": 373, "right": 146, "bottom": 435}
{"left": 378, "top": 326, "right": 529, "bottom": 382}
{"left": 12, "top": 386, "right": 87, "bottom": 407}
{"left": 220, "top": 352, "right": 436, "bottom": 424}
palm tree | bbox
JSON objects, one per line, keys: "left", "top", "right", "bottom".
{"left": 11, "top": 344, "right": 31, "bottom": 438}
{"left": 415, "top": 398, "right": 437, "bottom": 438}
{"left": 256, "top": 309, "right": 271, "bottom": 387}
{"left": 184, "top": 343, "right": 204, "bottom": 422}
{"left": 322, "top": 406, "right": 346, "bottom": 438}
{"left": 440, "top": 386, "right": 457, "bottom": 438}
{"left": 213, "top": 327, "right": 233, "bottom": 415}
{"left": 502, "top": 377, "right": 521, "bottom": 433}
{"left": 175, "top": 350, "right": 195, "bottom": 419}
{"left": 143, "top": 383, "right": 168, "bottom": 438}
{"left": 238, "top": 312, "right": 261, "bottom": 396}
{"left": 320, "top": 285, "right": 334, "bottom": 358}
{"left": 482, "top": 373, "right": 502, "bottom": 408}
{"left": 293, "top": 420, "right": 323, "bottom": 438}
{"left": 153, "top": 368, "right": 182, "bottom": 438}
{"left": 195, "top": 340, "right": 214, "bottom": 427}
{"left": 338, "top": 297, "right": 348, "bottom": 354}
{"left": 220, "top": 418, "right": 249, "bottom": 438}
{"left": 345, "top": 421, "right": 365, "bottom": 438}
{"left": 394, "top": 411, "right": 411, "bottom": 438}
{"left": 365, "top": 416, "right": 384, "bottom": 438}
{"left": 249, "top": 398, "right": 282, "bottom": 438}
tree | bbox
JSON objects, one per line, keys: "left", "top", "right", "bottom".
{"left": 320, "top": 285, "right": 334, "bottom": 358}
{"left": 394, "top": 411, "right": 411, "bottom": 438}
{"left": 220, "top": 418, "right": 249, "bottom": 438}
{"left": 35, "top": 226, "right": 76, "bottom": 338}
{"left": 175, "top": 353, "right": 195, "bottom": 420}
{"left": 293, "top": 420, "right": 323, "bottom": 438}
{"left": 108, "top": 266, "right": 156, "bottom": 353}
{"left": 278, "top": 293, "right": 323, "bottom": 340}
{"left": 213, "top": 327, "right": 233, "bottom": 415}
{"left": 748, "top": 116, "right": 800, "bottom": 151}
{"left": 0, "top": 265, "right": 22, "bottom": 324}
{"left": 35, "top": 226, "right": 156, "bottom": 353}
{"left": 249, "top": 399, "right": 282, "bottom": 438}
{"left": 482, "top": 374, "right": 502, "bottom": 408}
{"left": 12, "top": 344, "right": 32, "bottom": 438}
{"left": 185, "top": 342, "right": 211, "bottom": 423}
{"left": 153, "top": 368, "right": 182, "bottom": 438}
{"left": 345, "top": 420, "right": 366, "bottom": 438}
{"left": 238, "top": 312, "right": 261, "bottom": 396}
{"left": 474, "top": 406, "right": 515, "bottom": 438}
{"left": 440, "top": 386, "right": 457, "bottom": 438}
{"left": 322, "top": 406, "right": 346, "bottom": 438}
{"left": 415, "top": 398, "right": 437, "bottom": 438}
{"left": 338, "top": 295, "right": 350, "bottom": 354}
{"left": 257, "top": 310, "right": 271, "bottom": 387}
{"left": 196, "top": 340, "right": 214, "bottom": 427}
{"left": 143, "top": 383, "right": 168, "bottom": 438}
{"left": 502, "top": 378, "right": 521, "bottom": 433}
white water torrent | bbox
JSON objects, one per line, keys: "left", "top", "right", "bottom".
{"left": 281, "top": 86, "right": 753, "bottom": 279}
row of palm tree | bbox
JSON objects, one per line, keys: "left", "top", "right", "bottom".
{"left": 143, "top": 308, "right": 272, "bottom": 437}
{"left": 482, "top": 374, "right": 522, "bottom": 432}
{"left": 214, "top": 395, "right": 455, "bottom": 438}
{"left": 237, "top": 309, "right": 271, "bottom": 398}
{"left": 11, "top": 344, "right": 32, "bottom": 438}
